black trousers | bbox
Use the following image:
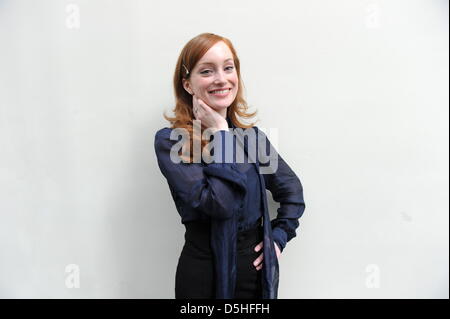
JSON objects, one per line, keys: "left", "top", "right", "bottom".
{"left": 175, "top": 220, "right": 263, "bottom": 299}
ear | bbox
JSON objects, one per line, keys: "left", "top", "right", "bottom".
{"left": 182, "top": 78, "right": 193, "bottom": 95}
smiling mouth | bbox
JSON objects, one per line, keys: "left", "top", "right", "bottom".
{"left": 208, "top": 88, "right": 232, "bottom": 94}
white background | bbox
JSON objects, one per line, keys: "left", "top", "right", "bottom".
{"left": 0, "top": 0, "right": 448, "bottom": 298}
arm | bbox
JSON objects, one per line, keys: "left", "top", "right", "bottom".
{"left": 154, "top": 127, "right": 247, "bottom": 220}
{"left": 257, "top": 127, "right": 306, "bottom": 253}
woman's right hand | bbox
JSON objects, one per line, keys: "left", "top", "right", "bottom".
{"left": 192, "top": 94, "right": 229, "bottom": 133}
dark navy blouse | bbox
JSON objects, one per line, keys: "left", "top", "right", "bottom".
{"left": 154, "top": 116, "right": 305, "bottom": 299}
{"left": 234, "top": 142, "right": 263, "bottom": 233}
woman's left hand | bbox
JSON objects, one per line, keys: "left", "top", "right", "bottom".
{"left": 253, "top": 241, "right": 281, "bottom": 271}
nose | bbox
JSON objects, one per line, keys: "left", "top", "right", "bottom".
{"left": 213, "top": 69, "right": 227, "bottom": 84}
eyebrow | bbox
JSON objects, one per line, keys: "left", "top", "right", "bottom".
{"left": 198, "top": 58, "right": 234, "bottom": 66}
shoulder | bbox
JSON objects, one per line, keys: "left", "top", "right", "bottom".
{"left": 154, "top": 126, "right": 191, "bottom": 153}
{"left": 154, "top": 127, "right": 175, "bottom": 152}
{"left": 155, "top": 127, "right": 172, "bottom": 139}
{"left": 249, "top": 125, "right": 267, "bottom": 138}
{"left": 249, "top": 125, "right": 264, "bottom": 134}
{"left": 231, "top": 126, "right": 266, "bottom": 142}
{"left": 232, "top": 125, "right": 260, "bottom": 134}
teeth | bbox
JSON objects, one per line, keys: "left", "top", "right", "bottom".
{"left": 210, "top": 89, "right": 230, "bottom": 94}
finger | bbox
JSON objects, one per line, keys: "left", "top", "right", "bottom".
{"left": 196, "top": 98, "right": 210, "bottom": 113}
{"left": 274, "top": 242, "right": 281, "bottom": 254}
{"left": 254, "top": 241, "right": 263, "bottom": 252}
{"left": 192, "top": 97, "right": 200, "bottom": 119}
{"left": 253, "top": 253, "right": 263, "bottom": 267}
{"left": 256, "top": 264, "right": 263, "bottom": 271}
{"left": 195, "top": 96, "right": 204, "bottom": 111}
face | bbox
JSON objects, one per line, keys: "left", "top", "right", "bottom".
{"left": 182, "top": 41, "right": 239, "bottom": 114}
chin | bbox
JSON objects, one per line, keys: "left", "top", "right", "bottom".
{"left": 209, "top": 104, "right": 229, "bottom": 112}
{"left": 210, "top": 98, "right": 235, "bottom": 109}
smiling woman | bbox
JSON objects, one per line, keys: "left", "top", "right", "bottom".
{"left": 154, "top": 32, "right": 305, "bottom": 299}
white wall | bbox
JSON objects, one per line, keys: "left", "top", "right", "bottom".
{"left": 0, "top": 0, "right": 448, "bottom": 298}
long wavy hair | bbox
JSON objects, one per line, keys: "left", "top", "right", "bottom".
{"left": 163, "top": 32, "right": 258, "bottom": 163}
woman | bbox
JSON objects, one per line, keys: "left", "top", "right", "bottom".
{"left": 154, "top": 33, "right": 305, "bottom": 299}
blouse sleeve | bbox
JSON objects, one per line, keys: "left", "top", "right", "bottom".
{"left": 257, "top": 127, "right": 306, "bottom": 253}
{"left": 154, "top": 127, "right": 247, "bottom": 220}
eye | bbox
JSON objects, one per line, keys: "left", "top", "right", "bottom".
{"left": 200, "top": 66, "right": 234, "bottom": 75}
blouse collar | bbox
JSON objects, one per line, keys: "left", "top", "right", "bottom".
{"left": 226, "top": 115, "right": 236, "bottom": 129}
